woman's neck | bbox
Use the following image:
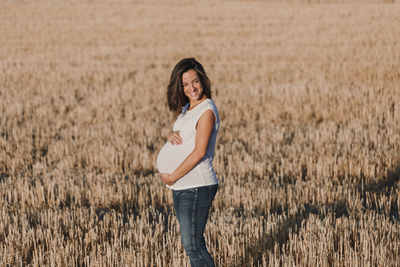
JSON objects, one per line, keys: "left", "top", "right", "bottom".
{"left": 188, "top": 95, "right": 207, "bottom": 110}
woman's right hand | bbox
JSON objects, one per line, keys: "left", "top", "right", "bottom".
{"left": 168, "top": 131, "right": 183, "bottom": 145}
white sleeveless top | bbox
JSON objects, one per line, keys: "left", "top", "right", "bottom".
{"left": 156, "top": 98, "right": 220, "bottom": 190}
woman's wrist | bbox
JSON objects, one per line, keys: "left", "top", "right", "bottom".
{"left": 170, "top": 173, "right": 179, "bottom": 183}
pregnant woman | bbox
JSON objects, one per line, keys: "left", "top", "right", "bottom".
{"left": 157, "top": 58, "right": 220, "bottom": 267}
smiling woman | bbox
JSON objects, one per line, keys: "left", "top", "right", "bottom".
{"left": 157, "top": 58, "right": 220, "bottom": 267}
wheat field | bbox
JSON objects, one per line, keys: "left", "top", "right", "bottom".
{"left": 1, "top": 0, "right": 400, "bottom": 266}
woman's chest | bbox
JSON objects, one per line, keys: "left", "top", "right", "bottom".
{"left": 173, "top": 114, "right": 196, "bottom": 140}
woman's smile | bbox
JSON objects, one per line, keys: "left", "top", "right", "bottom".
{"left": 188, "top": 88, "right": 199, "bottom": 97}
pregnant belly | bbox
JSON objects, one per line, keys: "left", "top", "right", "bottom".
{"left": 156, "top": 142, "right": 193, "bottom": 173}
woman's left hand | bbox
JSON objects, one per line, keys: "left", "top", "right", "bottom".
{"left": 159, "top": 173, "right": 176, "bottom": 186}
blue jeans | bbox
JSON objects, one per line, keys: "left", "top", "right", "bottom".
{"left": 173, "top": 184, "right": 218, "bottom": 267}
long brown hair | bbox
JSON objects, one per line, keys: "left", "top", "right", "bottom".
{"left": 167, "top": 58, "right": 212, "bottom": 118}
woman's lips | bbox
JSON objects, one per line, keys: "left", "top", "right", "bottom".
{"left": 189, "top": 89, "right": 199, "bottom": 97}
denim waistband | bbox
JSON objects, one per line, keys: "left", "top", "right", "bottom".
{"left": 172, "top": 183, "right": 218, "bottom": 192}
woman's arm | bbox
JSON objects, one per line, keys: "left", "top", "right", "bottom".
{"left": 160, "top": 110, "right": 215, "bottom": 186}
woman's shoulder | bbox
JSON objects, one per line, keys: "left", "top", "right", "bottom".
{"left": 203, "top": 98, "right": 217, "bottom": 109}
{"left": 205, "top": 99, "right": 219, "bottom": 113}
{"left": 189, "top": 98, "right": 216, "bottom": 114}
{"left": 197, "top": 99, "right": 219, "bottom": 121}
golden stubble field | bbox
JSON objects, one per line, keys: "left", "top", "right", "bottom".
{"left": 1, "top": 0, "right": 400, "bottom": 266}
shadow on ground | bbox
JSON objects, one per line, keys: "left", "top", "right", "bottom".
{"left": 237, "top": 166, "right": 400, "bottom": 266}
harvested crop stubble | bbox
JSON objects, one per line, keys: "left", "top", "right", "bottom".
{"left": 1, "top": 0, "right": 400, "bottom": 266}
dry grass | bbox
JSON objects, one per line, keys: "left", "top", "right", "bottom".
{"left": 1, "top": 0, "right": 400, "bottom": 266}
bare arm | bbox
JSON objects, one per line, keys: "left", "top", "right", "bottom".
{"left": 160, "top": 110, "right": 215, "bottom": 186}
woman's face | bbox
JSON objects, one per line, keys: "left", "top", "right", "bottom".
{"left": 182, "top": 69, "right": 203, "bottom": 102}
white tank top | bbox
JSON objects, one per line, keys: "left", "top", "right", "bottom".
{"left": 156, "top": 98, "right": 220, "bottom": 190}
